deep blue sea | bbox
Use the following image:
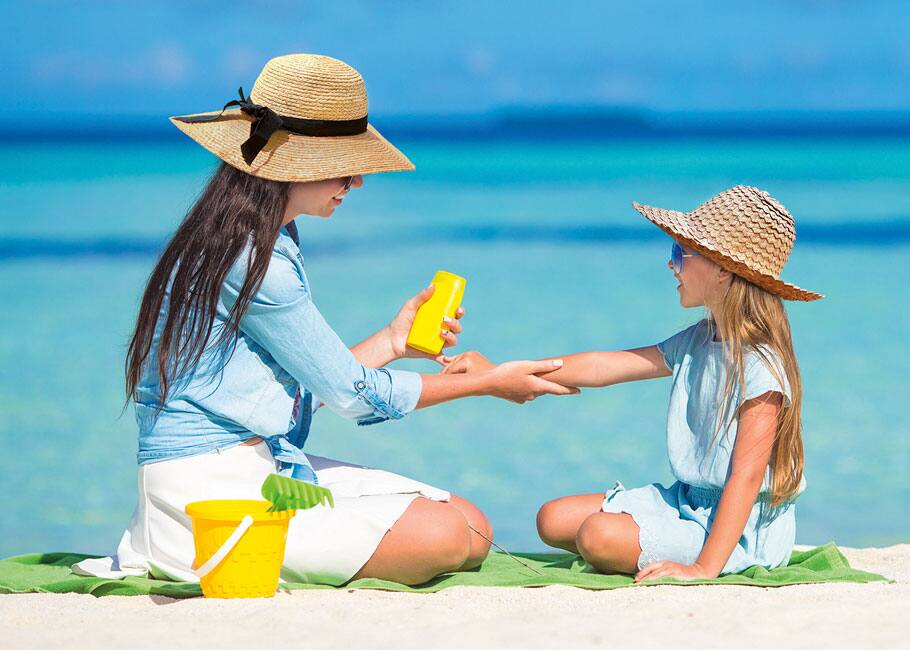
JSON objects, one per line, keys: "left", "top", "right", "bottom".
{"left": 1, "top": 136, "right": 908, "bottom": 558}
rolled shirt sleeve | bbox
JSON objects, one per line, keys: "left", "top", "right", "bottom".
{"left": 221, "top": 240, "right": 422, "bottom": 426}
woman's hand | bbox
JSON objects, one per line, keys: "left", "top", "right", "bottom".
{"left": 634, "top": 561, "right": 718, "bottom": 582}
{"left": 440, "top": 350, "right": 495, "bottom": 374}
{"left": 416, "top": 358, "right": 580, "bottom": 410}
{"left": 486, "top": 359, "right": 581, "bottom": 403}
{"left": 387, "top": 285, "right": 465, "bottom": 361}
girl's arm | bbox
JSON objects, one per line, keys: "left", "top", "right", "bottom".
{"left": 418, "top": 359, "right": 579, "bottom": 409}
{"left": 443, "top": 346, "right": 670, "bottom": 387}
{"left": 536, "top": 346, "right": 671, "bottom": 387}
{"left": 635, "top": 391, "right": 782, "bottom": 581}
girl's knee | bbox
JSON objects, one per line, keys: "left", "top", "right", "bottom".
{"left": 576, "top": 512, "right": 639, "bottom": 570}
{"left": 536, "top": 498, "right": 572, "bottom": 546}
{"left": 576, "top": 514, "right": 612, "bottom": 559}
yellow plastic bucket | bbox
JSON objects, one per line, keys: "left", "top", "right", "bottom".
{"left": 185, "top": 499, "right": 295, "bottom": 598}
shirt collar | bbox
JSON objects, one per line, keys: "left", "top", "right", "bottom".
{"left": 282, "top": 220, "right": 300, "bottom": 246}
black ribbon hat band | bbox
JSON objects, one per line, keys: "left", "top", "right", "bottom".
{"left": 175, "top": 87, "right": 369, "bottom": 165}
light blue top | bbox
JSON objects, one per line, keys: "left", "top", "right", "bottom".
{"left": 657, "top": 319, "right": 797, "bottom": 495}
{"left": 134, "top": 222, "right": 423, "bottom": 483}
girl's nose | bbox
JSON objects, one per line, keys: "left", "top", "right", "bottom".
{"left": 352, "top": 175, "right": 364, "bottom": 189}
{"left": 667, "top": 259, "right": 674, "bottom": 271}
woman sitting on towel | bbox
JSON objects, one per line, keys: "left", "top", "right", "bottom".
{"left": 77, "top": 54, "right": 574, "bottom": 587}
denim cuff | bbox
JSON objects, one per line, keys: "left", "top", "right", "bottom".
{"left": 353, "top": 367, "right": 422, "bottom": 426}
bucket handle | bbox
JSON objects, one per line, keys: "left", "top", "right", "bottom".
{"left": 192, "top": 515, "right": 255, "bottom": 578}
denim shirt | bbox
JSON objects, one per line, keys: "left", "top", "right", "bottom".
{"left": 657, "top": 319, "right": 803, "bottom": 496}
{"left": 134, "top": 221, "right": 423, "bottom": 483}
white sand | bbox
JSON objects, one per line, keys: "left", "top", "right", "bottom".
{"left": 2, "top": 545, "right": 907, "bottom": 650}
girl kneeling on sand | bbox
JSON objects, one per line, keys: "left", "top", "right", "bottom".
{"left": 446, "top": 186, "right": 820, "bottom": 580}
{"left": 75, "top": 54, "right": 574, "bottom": 587}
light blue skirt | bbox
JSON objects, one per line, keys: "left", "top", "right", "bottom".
{"left": 600, "top": 480, "right": 796, "bottom": 574}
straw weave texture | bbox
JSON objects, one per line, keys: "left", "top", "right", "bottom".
{"left": 633, "top": 186, "right": 822, "bottom": 301}
{"left": 170, "top": 54, "right": 412, "bottom": 182}
{"left": 249, "top": 54, "right": 368, "bottom": 120}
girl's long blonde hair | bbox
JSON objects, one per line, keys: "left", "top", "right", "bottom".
{"left": 711, "top": 275, "right": 804, "bottom": 507}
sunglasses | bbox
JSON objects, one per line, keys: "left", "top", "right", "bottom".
{"left": 340, "top": 176, "right": 355, "bottom": 191}
{"left": 671, "top": 242, "right": 701, "bottom": 274}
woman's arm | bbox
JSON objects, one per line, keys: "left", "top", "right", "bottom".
{"left": 227, "top": 248, "right": 570, "bottom": 425}
{"left": 350, "top": 285, "right": 463, "bottom": 368}
{"left": 634, "top": 391, "right": 782, "bottom": 581}
{"left": 348, "top": 327, "right": 399, "bottom": 368}
{"left": 443, "top": 346, "right": 671, "bottom": 387}
{"left": 418, "top": 359, "right": 579, "bottom": 409}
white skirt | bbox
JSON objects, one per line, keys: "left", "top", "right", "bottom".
{"left": 73, "top": 442, "right": 450, "bottom": 586}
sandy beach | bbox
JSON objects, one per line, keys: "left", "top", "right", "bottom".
{"left": 1, "top": 544, "right": 906, "bottom": 649}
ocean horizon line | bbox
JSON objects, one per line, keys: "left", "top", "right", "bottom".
{"left": 5, "top": 107, "right": 910, "bottom": 143}
{"left": 3, "top": 219, "right": 908, "bottom": 261}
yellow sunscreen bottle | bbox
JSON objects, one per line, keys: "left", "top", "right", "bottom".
{"left": 406, "top": 270, "right": 467, "bottom": 355}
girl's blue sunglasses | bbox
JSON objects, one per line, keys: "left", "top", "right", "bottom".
{"left": 671, "top": 242, "right": 701, "bottom": 274}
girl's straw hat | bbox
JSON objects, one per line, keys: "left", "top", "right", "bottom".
{"left": 170, "top": 54, "right": 414, "bottom": 182}
{"left": 633, "top": 185, "right": 822, "bottom": 301}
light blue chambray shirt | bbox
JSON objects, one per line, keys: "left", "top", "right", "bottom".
{"left": 657, "top": 319, "right": 802, "bottom": 496}
{"left": 134, "top": 221, "right": 423, "bottom": 483}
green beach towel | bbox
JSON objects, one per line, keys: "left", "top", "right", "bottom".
{"left": 0, "top": 543, "right": 888, "bottom": 598}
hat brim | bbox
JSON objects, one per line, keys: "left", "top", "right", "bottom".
{"left": 632, "top": 202, "right": 823, "bottom": 302}
{"left": 170, "top": 109, "right": 414, "bottom": 182}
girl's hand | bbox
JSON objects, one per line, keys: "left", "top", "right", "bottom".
{"left": 387, "top": 285, "right": 465, "bottom": 361}
{"left": 440, "top": 350, "right": 495, "bottom": 374}
{"left": 634, "top": 561, "right": 718, "bottom": 582}
{"left": 486, "top": 359, "right": 581, "bottom": 403}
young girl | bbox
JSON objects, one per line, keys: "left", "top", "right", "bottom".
{"left": 445, "top": 185, "right": 821, "bottom": 580}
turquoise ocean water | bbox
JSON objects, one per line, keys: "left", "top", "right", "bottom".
{"left": 1, "top": 136, "right": 908, "bottom": 558}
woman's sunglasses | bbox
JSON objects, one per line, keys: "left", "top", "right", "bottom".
{"left": 671, "top": 242, "right": 701, "bottom": 274}
{"left": 340, "top": 176, "right": 355, "bottom": 191}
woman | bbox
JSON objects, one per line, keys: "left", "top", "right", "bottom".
{"left": 74, "top": 54, "right": 575, "bottom": 586}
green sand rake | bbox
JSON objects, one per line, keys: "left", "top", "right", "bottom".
{"left": 261, "top": 474, "right": 335, "bottom": 512}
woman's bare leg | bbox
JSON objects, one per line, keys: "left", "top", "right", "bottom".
{"left": 447, "top": 494, "right": 493, "bottom": 570}
{"left": 575, "top": 512, "right": 642, "bottom": 574}
{"left": 536, "top": 493, "right": 605, "bottom": 553}
{"left": 350, "top": 497, "right": 471, "bottom": 585}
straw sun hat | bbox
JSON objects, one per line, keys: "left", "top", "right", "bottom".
{"left": 170, "top": 53, "right": 414, "bottom": 182}
{"left": 633, "top": 185, "right": 822, "bottom": 301}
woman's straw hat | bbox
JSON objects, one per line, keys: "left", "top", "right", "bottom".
{"left": 633, "top": 185, "right": 822, "bottom": 301}
{"left": 170, "top": 54, "right": 414, "bottom": 182}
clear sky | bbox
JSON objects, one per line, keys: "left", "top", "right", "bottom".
{"left": 9, "top": 1, "right": 910, "bottom": 119}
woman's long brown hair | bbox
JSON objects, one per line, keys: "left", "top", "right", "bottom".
{"left": 711, "top": 275, "right": 804, "bottom": 507}
{"left": 125, "top": 162, "right": 290, "bottom": 405}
